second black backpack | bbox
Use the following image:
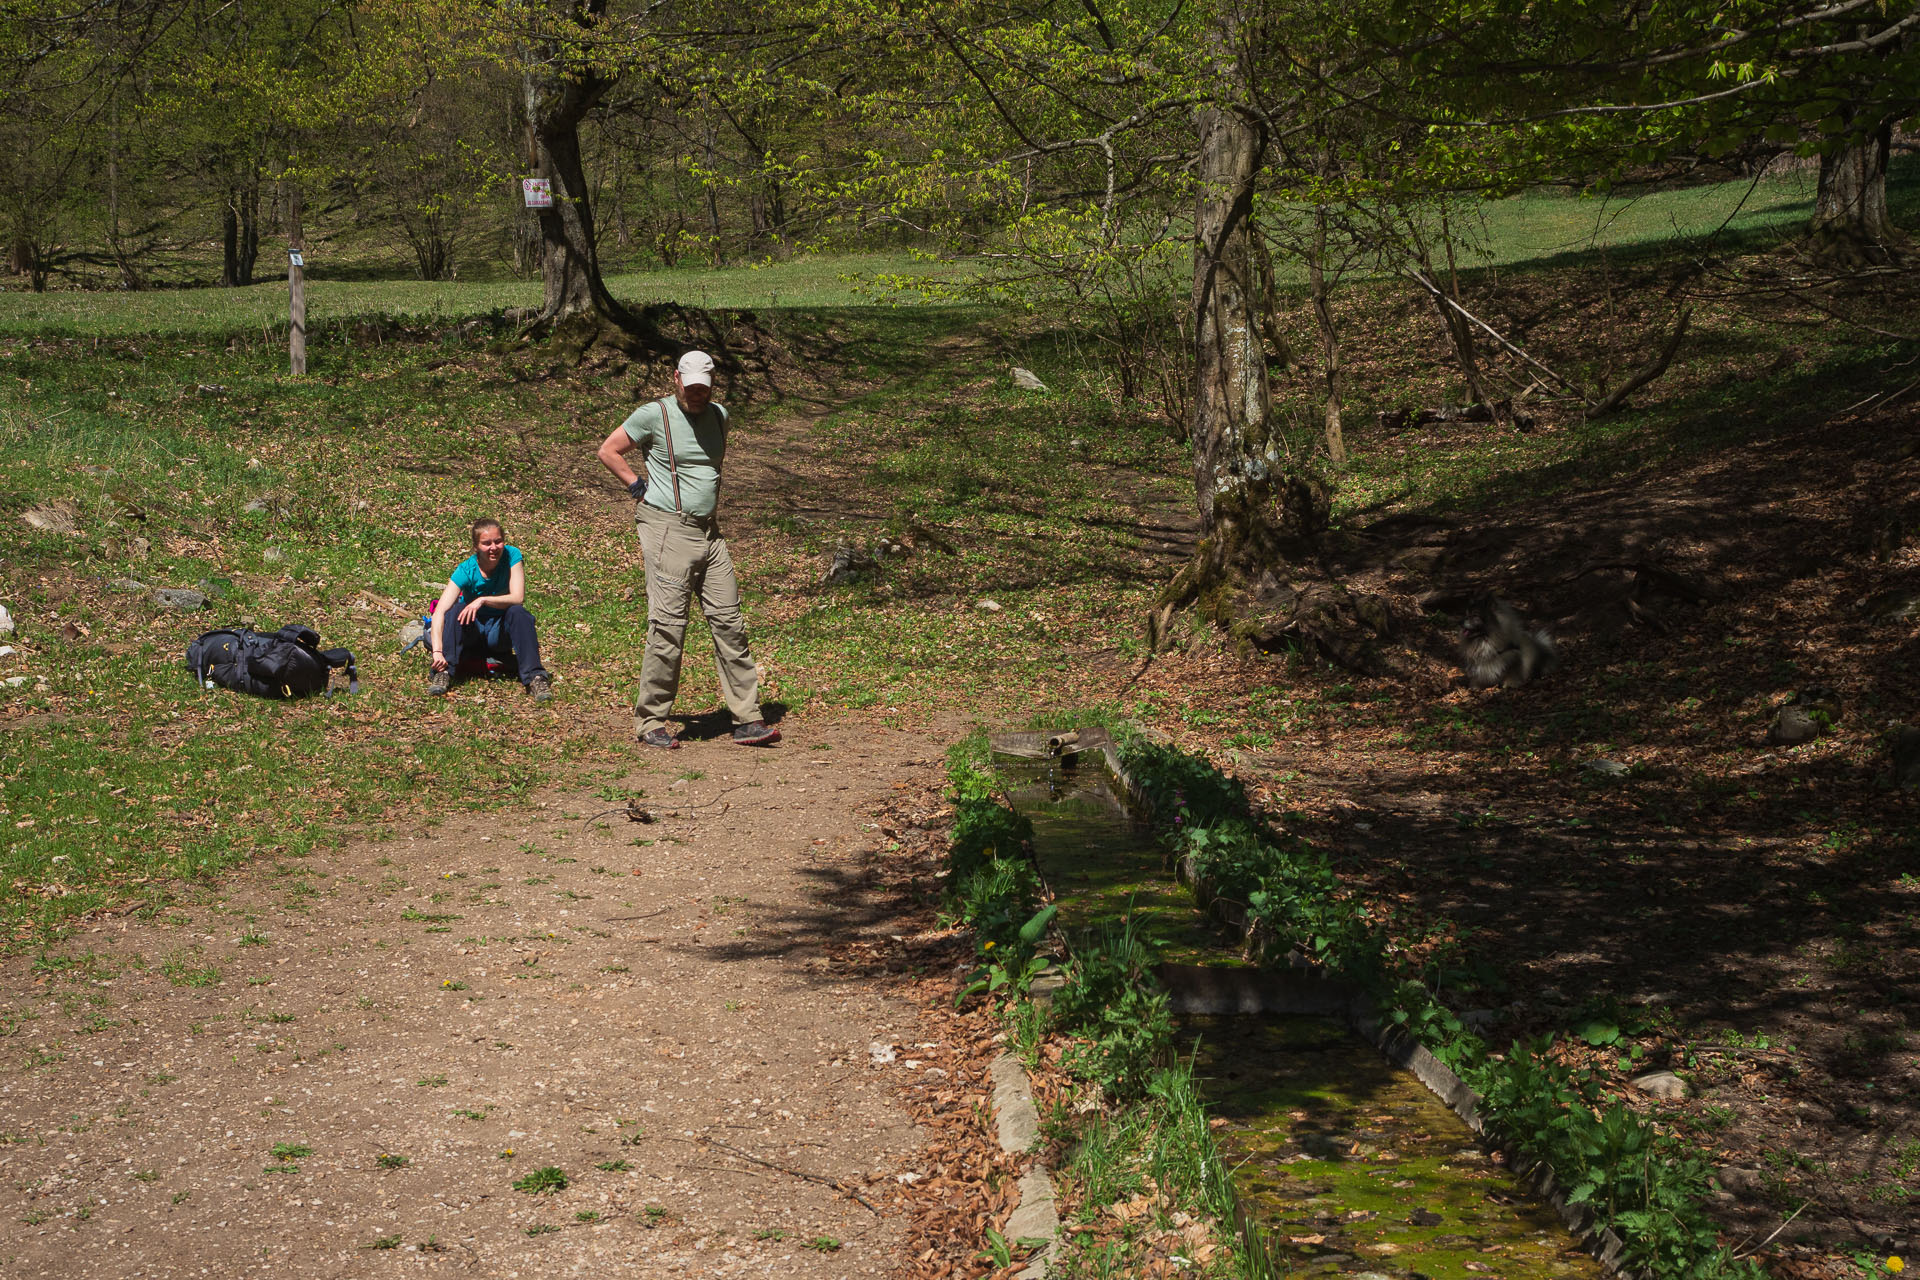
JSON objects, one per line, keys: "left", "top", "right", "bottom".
{"left": 185, "top": 625, "right": 358, "bottom": 699}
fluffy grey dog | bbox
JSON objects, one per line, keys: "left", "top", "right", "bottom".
{"left": 1458, "top": 595, "right": 1558, "bottom": 689}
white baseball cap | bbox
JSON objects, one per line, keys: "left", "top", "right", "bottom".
{"left": 676, "top": 350, "right": 715, "bottom": 388}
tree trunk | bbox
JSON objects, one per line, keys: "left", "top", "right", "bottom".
{"left": 1308, "top": 205, "right": 1346, "bottom": 467}
{"left": 520, "top": 0, "right": 652, "bottom": 344}
{"left": 238, "top": 171, "right": 260, "bottom": 285}
{"left": 221, "top": 193, "right": 241, "bottom": 287}
{"left": 702, "top": 97, "right": 723, "bottom": 266}
{"left": 1147, "top": 29, "right": 1396, "bottom": 671}
{"left": 1150, "top": 84, "right": 1335, "bottom": 656}
{"left": 1188, "top": 98, "right": 1274, "bottom": 535}
{"left": 1811, "top": 121, "right": 1896, "bottom": 263}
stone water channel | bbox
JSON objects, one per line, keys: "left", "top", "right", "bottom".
{"left": 995, "top": 747, "right": 1609, "bottom": 1280}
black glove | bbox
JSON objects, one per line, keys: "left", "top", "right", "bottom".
{"left": 627, "top": 476, "right": 646, "bottom": 500}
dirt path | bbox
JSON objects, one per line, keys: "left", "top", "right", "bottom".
{"left": 0, "top": 713, "right": 965, "bottom": 1276}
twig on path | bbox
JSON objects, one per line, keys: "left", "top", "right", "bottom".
{"left": 351, "top": 590, "right": 414, "bottom": 617}
{"left": 602, "top": 907, "right": 671, "bottom": 922}
{"left": 580, "top": 786, "right": 744, "bottom": 833}
{"left": 1688, "top": 1044, "right": 1794, "bottom": 1060}
{"left": 1731, "top": 1198, "right": 1808, "bottom": 1259}
{"left": 675, "top": 1136, "right": 879, "bottom": 1213}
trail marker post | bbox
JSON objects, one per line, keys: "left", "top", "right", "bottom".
{"left": 288, "top": 185, "right": 306, "bottom": 376}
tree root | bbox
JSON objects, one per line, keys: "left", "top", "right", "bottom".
{"left": 1148, "top": 472, "right": 1409, "bottom": 675}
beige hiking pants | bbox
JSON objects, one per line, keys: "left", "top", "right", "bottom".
{"left": 633, "top": 503, "right": 762, "bottom": 736}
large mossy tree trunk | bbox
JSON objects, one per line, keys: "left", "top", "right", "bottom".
{"left": 522, "top": 0, "right": 666, "bottom": 357}
{"left": 1187, "top": 96, "right": 1276, "bottom": 536}
{"left": 1148, "top": 31, "right": 1394, "bottom": 672}
{"left": 1151, "top": 89, "right": 1333, "bottom": 657}
{"left": 1810, "top": 119, "right": 1897, "bottom": 264}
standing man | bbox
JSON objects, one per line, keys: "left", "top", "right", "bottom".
{"left": 596, "top": 350, "right": 779, "bottom": 749}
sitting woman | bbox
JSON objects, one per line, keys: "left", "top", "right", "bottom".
{"left": 428, "top": 517, "right": 554, "bottom": 701}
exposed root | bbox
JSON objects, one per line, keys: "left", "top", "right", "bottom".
{"left": 1148, "top": 472, "right": 1410, "bottom": 675}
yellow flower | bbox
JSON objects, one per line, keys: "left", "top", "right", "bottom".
{"left": 982, "top": 941, "right": 995, "bottom": 951}
{"left": 1887, "top": 1259, "right": 1904, "bottom": 1275}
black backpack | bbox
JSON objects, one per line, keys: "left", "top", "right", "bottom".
{"left": 185, "top": 625, "right": 358, "bottom": 699}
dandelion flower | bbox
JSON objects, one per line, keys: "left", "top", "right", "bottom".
{"left": 1888, "top": 1259, "right": 1904, "bottom": 1275}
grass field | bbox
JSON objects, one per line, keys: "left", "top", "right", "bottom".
{"left": 0, "top": 252, "right": 963, "bottom": 338}
{"left": 10, "top": 163, "right": 1910, "bottom": 338}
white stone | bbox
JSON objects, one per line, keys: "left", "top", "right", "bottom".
{"left": 1629, "top": 1070, "right": 1689, "bottom": 1100}
{"left": 977, "top": 599, "right": 1002, "bottom": 612}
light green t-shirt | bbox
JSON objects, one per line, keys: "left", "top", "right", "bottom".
{"left": 619, "top": 397, "right": 730, "bottom": 518}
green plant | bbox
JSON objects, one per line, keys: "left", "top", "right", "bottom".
{"left": 574, "top": 1210, "right": 600, "bottom": 1223}
{"left": 804, "top": 1236, "right": 842, "bottom": 1253}
{"left": 161, "top": 955, "right": 222, "bottom": 988}
{"left": 1051, "top": 918, "right": 1175, "bottom": 1099}
{"left": 513, "top": 1166, "right": 568, "bottom": 1195}
{"left": 367, "top": 1235, "right": 402, "bottom": 1250}
{"left": 415, "top": 1074, "right": 449, "bottom": 1088}
{"left": 595, "top": 1159, "right": 631, "bottom": 1172}
{"left": 524, "top": 1224, "right": 560, "bottom": 1236}
{"left": 375, "top": 1153, "right": 409, "bottom": 1169}
{"left": 955, "top": 904, "right": 1056, "bottom": 1008}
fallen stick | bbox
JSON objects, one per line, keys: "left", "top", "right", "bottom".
{"left": 678, "top": 1136, "right": 879, "bottom": 1213}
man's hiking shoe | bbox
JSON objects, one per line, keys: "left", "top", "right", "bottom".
{"left": 426, "top": 669, "right": 452, "bottom": 696}
{"left": 638, "top": 728, "right": 679, "bottom": 750}
{"left": 731, "top": 721, "right": 781, "bottom": 747}
{"left": 527, "top": 673, "right": 554, "bottom": 703}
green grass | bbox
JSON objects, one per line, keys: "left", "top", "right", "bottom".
{"left": 512, "top": 1165, "right": 569, "bottom": 1195}
{"left": 0, "top": 252, "right": 966, "bottom": 338}
{"left": 0, "top": 291, "right": 1193, "bottom": 941}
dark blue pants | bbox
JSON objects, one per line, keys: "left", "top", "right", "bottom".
{"left": 441, "top": 601, "right": 546, "bottom": 686}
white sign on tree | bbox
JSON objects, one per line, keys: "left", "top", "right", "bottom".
{"left": 522, "top": 178, "right": 553, "bottom": 209}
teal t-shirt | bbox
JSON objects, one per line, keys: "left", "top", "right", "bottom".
{"left": 620, "top": 397, "right": 730, "bottom": 518}
{"left": 449, "top": 545, "right": 523, "bottom": 609}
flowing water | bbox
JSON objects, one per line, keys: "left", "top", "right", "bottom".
{"left": 1000, "top": 752, "right": 1608, "bottom": 1280}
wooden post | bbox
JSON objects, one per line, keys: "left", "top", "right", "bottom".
{"left": 288, "top": 184, "right": 306, "bottom": 376}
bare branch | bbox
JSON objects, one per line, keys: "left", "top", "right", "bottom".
{"left": 1586, "top": 308, "right": 1691, "bottom": 418}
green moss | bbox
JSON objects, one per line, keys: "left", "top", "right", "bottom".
{"left": 1191, "top": 1015, "right": 1607, "bottom": 1280}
